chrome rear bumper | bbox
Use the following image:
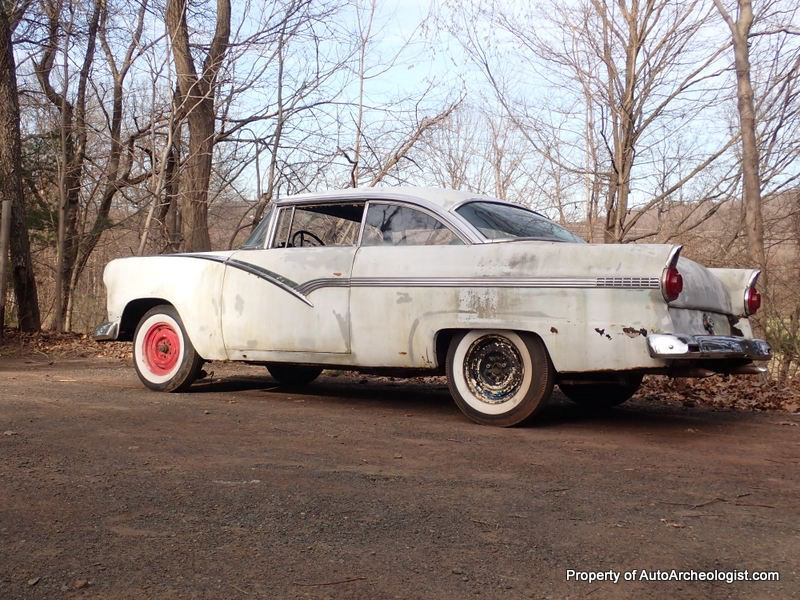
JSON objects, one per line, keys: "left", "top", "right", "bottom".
{"left": 647, "top": 334, "right": 771, "bottom": 361}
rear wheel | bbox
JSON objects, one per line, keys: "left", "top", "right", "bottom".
{"left": 446, "top": 330, "right": 554, "bottom": 427}
{"left": 559, "top": 374, "right": 643, "bottom": 408}
{"left": 266, "top": 363, "right": 323, "bottom": 385}
{"left": 133, "top": 305, "right": 203, "bottom": 392}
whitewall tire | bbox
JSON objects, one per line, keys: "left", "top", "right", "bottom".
{"left": 133, "top": 305, "right": 203, "bottom": 392}
{"left": 446, "top": 330, "right": 554, "bottom": 426}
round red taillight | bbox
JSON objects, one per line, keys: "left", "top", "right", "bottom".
{"left": 662, "top": 267, "right": 683, "bottom": 302}
{"left": 745, "top": 286, "right": 761, "bottom": 316}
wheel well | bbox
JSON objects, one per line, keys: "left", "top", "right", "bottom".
{"left": 435, "top": 328, "right": 550, "bottom": 371}
{"left": 435, "top": 329, "right": 461, "bottom": 370}
{"left": 118, "top": 298, "right": 173, "bottom": 341}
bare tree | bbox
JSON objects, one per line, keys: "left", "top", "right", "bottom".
{"left": 165, "top": 0, "right": 231, "bottom": 252}
{"left": 713, "top": 0, "right": 767, "bottom": 274}
{"left": 67, "top": 0, "right": 152, "bottom": 322}
{"left": 28, "top": 0, "right": 157, "bottom": 329}
{"left": 0, "top": 0, "right": 39, "bottom": 332}
{"left": 449, "top": 0, "right": 739, "bottom": 242}
{"left": 32, "top": 0, "right": 101, "bottom": 330}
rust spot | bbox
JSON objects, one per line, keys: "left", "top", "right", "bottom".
{"left": 550, "top": 327, "right": 559, "bottom": 334}
{"left": 623, "top": 327, "right": 649, "bottom": 338}
{"left": 333, "top": 272, "right": 342, "bottom": 276}
{"left": 399, "top": 351, "right": 408, "bottom": 355}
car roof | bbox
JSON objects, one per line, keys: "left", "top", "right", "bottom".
{"left": 273, "top": 186, "right": 496, "bottom": 213}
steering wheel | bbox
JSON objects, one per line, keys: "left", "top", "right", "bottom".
{"left": 291, "top": 229, "right": 325, "bottom": 247}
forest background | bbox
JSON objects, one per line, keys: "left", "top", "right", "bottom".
{"left": 0, "top": 0, "right": 798, "bottom": 383}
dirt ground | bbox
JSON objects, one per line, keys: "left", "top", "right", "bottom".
{"left": 1, "top": 357, "right": 798, "bottom": 599}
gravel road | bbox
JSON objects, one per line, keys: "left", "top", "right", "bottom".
{"left": 1, "top": 358, "right": 798, "bottom": 599}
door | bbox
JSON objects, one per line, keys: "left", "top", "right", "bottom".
{"left": 349, "top": 201, "right": 465, "bottom": 366}
{"left": 220, "top": 202, "right": 365, "bottom": 355}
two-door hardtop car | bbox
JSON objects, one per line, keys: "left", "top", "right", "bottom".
{"left": 95, "top": 187, "right": 771, "bottom": 426}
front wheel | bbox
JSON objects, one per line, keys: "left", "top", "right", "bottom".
{"left": 446, "top": 330, "right": 555, "bottom": 427}
{"left": 559, "top": 374, "right": 643, "bottom": 408}
{"left": 133, "top": 305, "right": 203, "bottom": 392}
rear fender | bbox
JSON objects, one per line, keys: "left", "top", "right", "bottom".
{"left": 708, "top": 268, "right": 761, "bottom": 319}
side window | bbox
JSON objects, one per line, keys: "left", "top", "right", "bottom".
{"left": 270, "top": 207, "right": 294, "bottom": 248}
{"left": 270, "top": 203, "right": 365, "bottom": 248}
{"left": 362, "top": 203, "right": 462, "bottom": 246}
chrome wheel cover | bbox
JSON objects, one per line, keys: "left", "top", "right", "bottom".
{"left": 463, "top": 334, "right": 524, "bottom": 404}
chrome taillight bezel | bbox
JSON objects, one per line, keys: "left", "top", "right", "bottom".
{"left": 744, "top": 270, "right": 762, "bottom": 316}
{"left": 661, "top": 245, "right": 684, "bottom": 303}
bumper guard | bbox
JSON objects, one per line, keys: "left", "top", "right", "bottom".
{"left": 647, "top": 334, "right": 771, "bottom": 361}
{"left": 93, "top": 321, "right": 120, "bottom": 342}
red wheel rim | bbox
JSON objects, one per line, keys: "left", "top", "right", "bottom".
{"left": 142, "top": 321, "right": 180, "bottom": 375}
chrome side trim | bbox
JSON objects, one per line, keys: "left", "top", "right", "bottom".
{"left": 167, "top": 254, "right": 661, "bottom": 306}
{"left": 226, "top": 259, "right": 312, "bottom": 306}
{"left": 172, "top": 253, "right": 313, "bottom": 307}
{"left": 297, "top": 278, "right": 351, "bottom": 295}
{"left": 746, "top": 269, "right": 761, "bottom": 289}
{"left": 647, "top": 333, "right": 771, "bottom": 361}
{"left": 298, "top": 276, "right": 660, "bottom": 295}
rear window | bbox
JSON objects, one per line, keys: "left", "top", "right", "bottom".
{"left": 362, "top": 203, "right": 462, "bottom": 246}
{"left": 456, "top": 201, "right": 584, "bottom": 243}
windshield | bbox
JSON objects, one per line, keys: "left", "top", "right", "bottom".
{"left": 456, "top": 201, "right": 585, "bottom": 243}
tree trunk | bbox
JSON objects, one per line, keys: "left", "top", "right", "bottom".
{"left": 181, "top": 107, "right": 214, "bottom": 251}
{"left": 0, "top": 197, "right": 9, "bottom": 332}
{"left": 9, "top": 195, "right": 40, "bottom": 331}
{"left": 732, "top": 15, "right": 766, "bottom": 273}
{"left": 601, "top": 0, "right": 640, "bottom": 243}
{"left": 714, "top": 0, "right": 766, "bottom": 274}
{"left": 35, "top": 0, "right": 102, "bottom": 331}
{"left": 161, "top": 123, "right": 182, "bottom": 252}
{"left": 166, "top": 0, "right": 230, "bottom": 253}
{"left": 0, "top": 4, "right": 39, "bottom": 331}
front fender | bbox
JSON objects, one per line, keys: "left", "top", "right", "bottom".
{"left": 102, "top": 253, "right": 233, "bottom": 360}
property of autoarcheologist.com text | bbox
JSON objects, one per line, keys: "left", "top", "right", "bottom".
{"left": 566, "top": 569, "right": 780, "bottom": 584}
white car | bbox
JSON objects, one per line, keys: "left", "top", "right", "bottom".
{"left": 95, "top": 187, "right": 770, "bottom": 426}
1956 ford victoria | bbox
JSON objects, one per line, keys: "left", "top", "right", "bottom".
{"left": 95, "top": 187, "right": 771, "bottom": 426}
